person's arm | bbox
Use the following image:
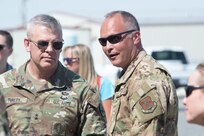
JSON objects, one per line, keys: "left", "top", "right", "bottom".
{"left": 130, "top": 72, "right": 178, "bottom": 135}
{"left": 0, "top": 93, "right": 11, "bottom": 136}
{"left": 78, "top": 86, "right": 106, "bottom": 136}
{"left": 102, "top": 98, "right": 112, "bottom": 125}
{"left": 99, "top": 77, "right": 114, "bottom": 124}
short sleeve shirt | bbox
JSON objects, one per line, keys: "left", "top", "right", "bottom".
{"left": 100, "top": 77, "right": 114, "bottom": 101}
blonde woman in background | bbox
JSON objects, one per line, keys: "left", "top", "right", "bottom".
{"left": 183, "top": 62, "right": 204, "bottom": 126}
{"left": 63, "top": 44, "right": 114, "bottom": 124}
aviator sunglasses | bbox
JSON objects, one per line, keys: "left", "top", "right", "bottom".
{"left": 63, "top": 57, "right": 79, "bottom": 65}
{"left": 29, "top": 39, "right": 64, "bottom": 50}
{"left": 185, "top": 85, "right": 204, "bottom": 97}
{"left": 98, "top": 29, "right": 137, "bottom": 46}
{"left": 0, "top": 44, "right": 6, "bottom": 51}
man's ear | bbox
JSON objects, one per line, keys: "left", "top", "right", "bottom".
{"left": 133, "top": 31, "right": 141, "bottom": 44}
{"left": 24, "top": 38, "right": 31, "bottom": 52}
{"left": 8, "top": 48, "right": 13, "bottom": 56}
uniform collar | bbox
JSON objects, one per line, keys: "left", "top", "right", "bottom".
{"left": 13, "top": 60, "right": 67, "bottom": 91}
{"left": 116, "top": 50, "right": 147, "bottom": 86}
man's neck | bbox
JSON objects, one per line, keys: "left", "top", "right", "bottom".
{"left": 0, "top": 62, "right": 7, "bottom": 74}
{"left": 26, "top": 61, "right": 56, "bottom": 81}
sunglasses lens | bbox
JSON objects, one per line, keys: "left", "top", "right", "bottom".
{"left": 98, "top": 38, "right": 107, "bottom": 46}
{"left": 53, "top": 41, "right": 63, "bottom": 50}
{"left": 63, "top": 58, "right": 72, "bottom": 65}
{"left": 185, "top": 86, "right": 193, "bottom": 97}
{"left": 37, "top": 41, "right": 49, "bottom": 47}
{"left": 0, "top": 45, "right": 4, "bottom": 50}
{"left": 108, "top": 35, "right": 122, "bottom": 44}
{"left": 98, "top": 32, "right": 126, "bottom": 46}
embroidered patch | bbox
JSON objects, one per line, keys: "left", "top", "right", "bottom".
{"left": 139, "top": 96, "right": 157, "bottom": 114}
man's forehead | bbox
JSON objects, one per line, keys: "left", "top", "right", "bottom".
{"left": 102, "top": 16, "right": 126, "bottom": 30}
{"left": 100, "top": 21, "right": 126, "bottom": 37}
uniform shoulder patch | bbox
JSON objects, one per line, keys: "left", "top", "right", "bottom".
{"left": 139, "top": 96, "right": 157, "bottom": 114}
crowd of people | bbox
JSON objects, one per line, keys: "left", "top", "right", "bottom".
{"left": 0, "top": 10, "right": 203, "bottom": 136}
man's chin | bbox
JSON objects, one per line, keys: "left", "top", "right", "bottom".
{"left": 186, "top": 115, "right": 194, "bottom": 124}
{"left": 111, "top": 61, "right": 121, "bottom": 68}
{"left": 41, "top": 62, "right": 57, "bottom": 69}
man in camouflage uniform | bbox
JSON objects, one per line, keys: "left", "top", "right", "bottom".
{"left": 0, "top": 92, "right": 10, "bottom": 136}
{"left": 0, "top": 14, "right": 106, "bottom": 135}
{"left": 0, "top": 30, "right": 13, "bottom": 74}
{"left": 98, "top": 10, "right": 178, "bottom": 135}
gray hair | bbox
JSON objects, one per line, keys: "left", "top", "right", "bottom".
{"left": 105, "top": 10, "right": 140, "bottom": 31}
{"left": 27, "top": 14, "right": 62, "bottom": 38}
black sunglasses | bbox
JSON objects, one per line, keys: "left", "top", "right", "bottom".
{"left": 98, "top": 29, "right": 137, "bottom": 46}
{"left": 63, "top": 57, "right": 79, "bottom": 65}
{"left": 0, "top": 44, "right": 6, "bottom": 51}
{"left": 185, "top": 85, "right": 204, "bottom": 97}
{"left": 29, "top": 39, "right": 64, "bottom": 50}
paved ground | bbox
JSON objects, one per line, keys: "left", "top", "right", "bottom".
{"left": 177, "top": 88, "right": 204, "bottom": 136}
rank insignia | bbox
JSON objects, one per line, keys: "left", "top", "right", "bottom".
{"left": 139, "top": 96, "right": 157, "bottom": 114}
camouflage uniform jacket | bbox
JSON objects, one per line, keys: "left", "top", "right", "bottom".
{"left": 0, "top": 91, "right": 11, "bottom": 136}
{"left": 107, "top": 50, "right": 178, "bottom": 136}
{"left": 0, "top": 61, "right": 106, "bottom": 136}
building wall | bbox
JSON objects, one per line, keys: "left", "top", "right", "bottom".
{"left": 141, "top": 24, "right": 204, "bottom": 63}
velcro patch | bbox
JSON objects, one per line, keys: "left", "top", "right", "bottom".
{"left": 132, "top": 89, "right": 164, "bottom": 123}
{"left": 139, "top": 96, "right": 157, "bottom": 114}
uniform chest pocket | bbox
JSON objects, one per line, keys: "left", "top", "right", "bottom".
{"left": 45, "top": 94, "right": 78, "bottom": 120}
{"left": 44, "top": 95, "right": 79, "bottom": 134}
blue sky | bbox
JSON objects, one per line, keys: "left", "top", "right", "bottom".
{"left": 1, "top": 0, "right": 204, "bottom": 29}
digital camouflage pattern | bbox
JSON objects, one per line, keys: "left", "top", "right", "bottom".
{"left": 0, "top": 61, "right": 106, "bottom": 136}
{"left": 108, "top": 50, "right": 178, "bottom": 136}
{"left": 0, "top": 92, "right": 11, "bottom": 136}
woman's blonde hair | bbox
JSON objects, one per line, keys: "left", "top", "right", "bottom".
{"left": 63, "top": 44, "right": 98, "bottom": 89}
